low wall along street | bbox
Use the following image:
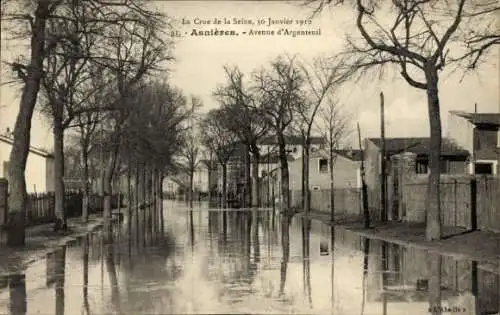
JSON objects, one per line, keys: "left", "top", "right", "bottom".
{"left": 258, "top": 174, "right": 498, "bottom": 233}
{"left": 401, "top": 175, "right": 499, "bottom": 233}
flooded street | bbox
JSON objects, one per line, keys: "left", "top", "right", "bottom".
{"left": 0, "top": 201, "right": 498, "bottom": 314}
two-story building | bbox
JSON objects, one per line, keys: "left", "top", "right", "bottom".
{"left": 257, "top": 135, "right": 325, "bottom": 161}
{"left": 0, "top": 131, "right": 55, "bottom": 193}
{"left": 447, "top": 111, "right": 500, "bottom": 175}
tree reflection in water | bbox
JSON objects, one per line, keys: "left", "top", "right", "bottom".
{"left": 360, "top": 237, "right": 370, "bottom": 315}
{"left": 428, "top": 252, "right": 442, "bottom": 315}
{"left": 330, "top": 226, "right": 335, "bottom": 315}
{"left": 301, "top": 217, "right": 312, "bottom": 308}
{"left": 105, "top": 243, "right": 122, "bottom": 314}
{"left": 53, "top": 246, "right": 66, "bottom": 315}
{"left": 252, "top": 210, "right": 260, "bottom": 264}
{"left": 82, "top": 235, "right": 90, "bottom": 315}
{"left": 279, "top": 214, "right": 291, "bottom": 296}
{"left": 9, "top": 273, "right": 26, "bottom": 315}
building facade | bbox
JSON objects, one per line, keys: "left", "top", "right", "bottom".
{"left": 0, "top": 134, "right": 55, "bottom": 193}
{"left": 288, "top": 149, "right": 362, "bottom": 191}
{"left": 447, "top": 111, "right": 500, "bottom": 175}
{"left": 364, "top": 137, "right": 470, "bottom": 220}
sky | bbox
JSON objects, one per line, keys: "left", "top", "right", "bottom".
{"left": 0, "top": 0, "right": 499, "bottom": 152}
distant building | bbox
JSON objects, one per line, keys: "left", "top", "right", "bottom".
{"left": 447, "top": 111, "right": 500, "bottom": 175}
{"left": 0, "top": 133, "right": 55, "bottom": 193}
{"left": 364, "top": 137, "right": 470, "bottom": 220}
{"left": 288, "top": 149, "right": 363, "bottom": 191}
{"left": 257, "top": 135, "right": 325, "bottom": 160}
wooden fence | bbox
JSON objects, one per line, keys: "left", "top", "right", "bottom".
{"left": 402, "top": 175, "right": 499, "bottom": 233}
{"left": 24, "top": 192, "right": 123, "bottom": 226}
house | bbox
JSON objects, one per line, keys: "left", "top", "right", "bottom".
{"left": 447, "top": 111, "right": 500, "bottom": 175}
{"left": 364, "top": 137, "right": 470, "bottom": 219}
{"left": 0, "top": 132, "right": 55, "bottom": 193}
{"left": 257, "top": 135, "right": 325, "bottom": 160}
{"left": 195, "top": 159, "right": 218, "bottom": 194}
{"left": 288, "top": 149, "right": 363, "bottom": 191}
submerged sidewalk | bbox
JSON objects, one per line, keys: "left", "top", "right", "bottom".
{"left": 0, "top": 210, "right": 123, "bottom": 276}
{"left": 297, "top": 210, "right": 500, "bottom": 274}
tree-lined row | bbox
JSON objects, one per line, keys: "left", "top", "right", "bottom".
{"left": 195, "top": 55, "right": 351, "bottom": 215}
{"left": 2, "top": 0, "right": 197, "bottom": 245}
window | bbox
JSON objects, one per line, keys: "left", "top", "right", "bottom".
{"left": 440, "top": 160, "right": 449, "bottom": 174}
{"left": 319, "top": 158, "right": 328, "bottom": 173}
{"left": 415, "top": 160, "right": 428, "bottom": 174}
{"left": 475, "top": 162, "right": 493, "bottom": 175}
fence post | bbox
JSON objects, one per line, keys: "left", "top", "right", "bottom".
{"left": 470, "top": 177, "right": 477, "bottom": 231}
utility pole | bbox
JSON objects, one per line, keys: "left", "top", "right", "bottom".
{"left": 380, "top": 92, "right": 387, "bottom": 222}
{"left": 357, "top": 122, "right": 370, "bottom": 229}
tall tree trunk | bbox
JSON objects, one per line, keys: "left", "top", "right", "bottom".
{"left": 53, "top": 111, "right": 67, "bottom": 231}
{"left": 189, "top": 172, "right": 194, "bottom": 209}
{"left": 301, "top": 139, "right": 306, "bottom": 209}
{"left": 6, "top": 1, "right": 53, "bottom": 247}
{"left": 82, "top": 146, "right": 90, "bottom": 223}
{"left": 245, "top": 145, "right": 251, "bottom": 208}
{"left": 159, "top": 170, "right": 165, "bottom": 234}
{"left": 304, "top": 139, "right": 311, "bottom": 214}
{"left": 251, "top": 150, "right": 260, "bottom": 207}
{"left": 278, "top": 134, "right": 290, "bottom": 214}
{"left": 222, "top": 163, "right": 228, "bottom": 209}
{"left": 329, "top": 146, "right": 335, "bottom": 222}
{"left": 425, "top": 66, "right": 442, "bottom": 241}
{"left": 103, "top": 153, "right": 117, "bottom": 221}
{"left": 103, "top": 148, "right": 118, "bottom": 242}
{"left": 126, "top": 158, "right": 132, "bottom": 232}
{"left": 135, "top": 163, "right": 140, "bottom": 242}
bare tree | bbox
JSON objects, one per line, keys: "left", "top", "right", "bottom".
{"left": 294, "top": 56, "right": 349, "bottom": 214}
{"left": 94, "top": 4, "right": 171, "bottom": 227}
{"left": 317, "top": 97, "right": 351, "bottom": 222}
{"left": 2, "top": 0, "right": 61, "bottom": 246}
{"left": 253, "top": 55, "right": 304, "bottom": 215}
{"left": 178, "top": 97, "right": 203, "bottom": 209}
{"left": 39, "top": 1, "right": 101, "bottom": 230}
{"left": 214, "top": 66, "right": 268, "bottom": 208}
{"left": 308, "top": 0, "right": 499, "bottom": 240}
{"left": 200, "top": 108, "right": 239, "bottom": 209}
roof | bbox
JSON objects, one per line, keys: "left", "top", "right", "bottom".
{"left": 335, "top": 149, "right": 363, "bottom": 161}
{"left": 259, "top": 152, "right": 294, "bottom": 163}
{"left": 296, "top": 149, "right": 362, "bottom": 162}
{"left": 451, "top": 111, "right": 500, "bottom": 126}
{"left": 367, "top": 137, "right": 470, "bottom": 156}
{"left": 258, "top": 135, "right": 324, "bottom": 145}
{"left": 0, "top": 134, "right": 54, "bottom": 158}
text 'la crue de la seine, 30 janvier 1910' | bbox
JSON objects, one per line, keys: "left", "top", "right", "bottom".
{"left": 174, "top": 17, "right": 322, "bottom": 37}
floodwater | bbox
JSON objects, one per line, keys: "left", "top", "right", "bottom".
{"left": 0, "top": 200, "right": 498, "bottom": 315}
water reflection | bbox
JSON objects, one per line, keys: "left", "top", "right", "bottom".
{"left": 9, "top": 274, "right": 26, "bottom": 315}
{"left": 301, "top": 218, "right": 312, "bottom": 308}
{"left": 82, "top": 235, "right": 90, "bottom": 315}
{"left": 279, "top": 215, "right": 291, "bottom": 296}
{"left": 0, "top": 201, "right": 497, "bottom": 314}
